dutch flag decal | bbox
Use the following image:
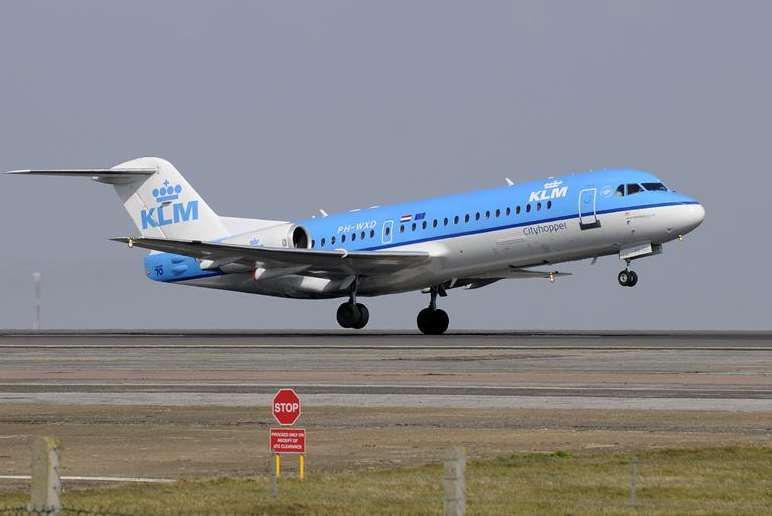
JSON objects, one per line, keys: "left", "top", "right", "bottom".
{"left": 400, "top": 214, "right": 412, "bottom": 222}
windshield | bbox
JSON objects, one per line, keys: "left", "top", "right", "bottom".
{"left": 642, "top": 182, "right": 668, "bottom": 192}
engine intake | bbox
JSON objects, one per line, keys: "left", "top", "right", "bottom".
{"left": 292, "top": 226, "right": 309, "bottom": 249}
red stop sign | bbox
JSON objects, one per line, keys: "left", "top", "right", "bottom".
{"left": 272, "top": 389, "right": 301, "bottom": 426}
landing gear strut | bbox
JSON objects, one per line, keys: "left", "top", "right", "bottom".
{"left": 618, "top": 261, "right": 639, "bottom": 287}
{"left": 336, "top": 277, "right": 369, "bottom": 329}
{"left": 417, "top": 286, "right": 450, "bottom": 335}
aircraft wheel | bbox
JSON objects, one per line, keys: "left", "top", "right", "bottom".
{"left": 336, "top": 302, "right": 361, "bottom": 328}
{"left": 628, "top": 271, "right": 638, "bottom": 287}
{"left": 417, "top": 308, "right": 449, "bottom": 335}
{"left": 352, "top": 303, "right": 369, "bottom": 329}
{"left": 417, "top": 308, "right": 434, "bottom": 334}
{"left": 432, "top": 309, "right": 449, "bottom": 335}
{"left": 618, "top": 270, "right": 631, "bottom": 287}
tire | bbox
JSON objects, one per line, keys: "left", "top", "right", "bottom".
{"left": 417, "top": 308, "right": 434, "bottom": 335}
{"left": 336, "top": 303, "right": 360, "bottom": 328}
{"left": 432, "top": 309, "right": 450, "bottom": 335}
{"left": 628, "top": 271, "right": 638, "bottom": 287}
{"left": 352, "top": 303, "right": 369, "bottom": 329}
{"left": 618, "top": 271, "right": 630, "bottom": 287}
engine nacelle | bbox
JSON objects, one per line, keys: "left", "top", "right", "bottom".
{"left": 251, "top": 223, "right": 310, "bottom": 249}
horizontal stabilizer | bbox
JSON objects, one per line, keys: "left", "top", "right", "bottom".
{"left": 7, "top": 168, "right": 156, "bottom": 184}
{"left": 112, "top": 237, "right": 431, "bottom": 277}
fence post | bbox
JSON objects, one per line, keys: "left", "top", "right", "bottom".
{"left": 628, "top": 456, "right": 640, "bottom": 507}
{"left": 30, "top": 436, "right": 62, "bottom": 515}
{"left": 443, "top": 447, "right": 465, "bottom": 516}
{"left": 271, "top": 454, "right": 279, "bottom": 498}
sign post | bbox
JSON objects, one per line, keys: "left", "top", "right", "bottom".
{"left": 270, "top": 389, "right": 305, "bottom": 480}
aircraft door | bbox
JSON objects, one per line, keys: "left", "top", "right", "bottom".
{"left": 382, "top": 220, "right": 394, "bottom": 245}
{"left": 579, "top": 188, "right": 600, "bottom": 229}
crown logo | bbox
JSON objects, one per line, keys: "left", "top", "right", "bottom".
{"left": 544, "top": 179, "right": 563, "bottom": 189}
{"left": 152, "top": 180, "right": 182, "bottom": 203}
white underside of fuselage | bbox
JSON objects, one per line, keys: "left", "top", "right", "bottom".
{"left": 176, "top": 204, "right": 700, "bottom": 299}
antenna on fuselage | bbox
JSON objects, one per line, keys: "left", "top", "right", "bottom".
{"left": 505, "top": 178, "right": 514, "bottom": 186}
{"left": 319, "top": 209, "right": 328, "bottom": 217}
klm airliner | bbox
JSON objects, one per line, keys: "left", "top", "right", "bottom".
{"left": 9, "top": 157, "right": 705, "bottom": 334}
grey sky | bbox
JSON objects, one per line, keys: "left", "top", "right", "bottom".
{"left": 1, "top": 1, "right": 769, "bottom": 330}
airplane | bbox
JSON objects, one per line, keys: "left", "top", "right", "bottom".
{"left": 8, "top": 157, "right": 705, "bottom": 334}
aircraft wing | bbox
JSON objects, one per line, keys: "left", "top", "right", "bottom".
{"left": 111, "top": 237, "right": 431, "bottom": 276}
{"left": 456, "top": 267, "right": 572, "bottom": 290}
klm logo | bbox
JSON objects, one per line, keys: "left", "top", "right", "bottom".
{"left": 141, "top": 181, "right": 199, "bottom": 229}
{"left": 529, "top": 179, "right": 568, "bottom": 203}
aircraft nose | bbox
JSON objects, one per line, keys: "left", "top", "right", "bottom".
{"left": 679, "top": 202, "right": 705, "bottom": 234}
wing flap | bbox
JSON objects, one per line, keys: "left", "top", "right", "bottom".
{"left": 112, "top": 237, "right": 431, "bottom": 276}
{"left": 454, "top": 268, "right": 572, "bottom": 290}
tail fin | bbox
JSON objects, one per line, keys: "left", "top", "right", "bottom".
{"left": 9, "top": 157, "right": 228, "bottom": 241}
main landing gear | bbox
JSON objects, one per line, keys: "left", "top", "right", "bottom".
{"left": 417, "top": 286, "right": 449, "bottom": 335}
{"left": 618, "top": 261, "right": 639, "bottom": 287}
{"left": 336, "top": 302, "right": 369, "bottom": 329}
{"left": 336, "top": 278, "right": 369, "bottom": 329}
{"left": 335, "top": 279, "right": 450, "bottom": 335}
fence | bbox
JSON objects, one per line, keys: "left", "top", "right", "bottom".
{"left": 1, "top": 438, "right": 763, "bottom": 515}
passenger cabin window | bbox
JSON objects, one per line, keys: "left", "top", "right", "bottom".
{"left": 321, "top": 238, "right": 326, "bottom": 246}
{"left": 642, "top": 182, "right": 668, "bottom": 191}
{"left": 384, "top": 227, "right": 390, "bottom": 236}
{"left": 526, "top": 204, "right": 531, "bottom": 213}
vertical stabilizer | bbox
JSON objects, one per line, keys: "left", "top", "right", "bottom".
{"left": 111, "top": 157, "right": 227, "bottom": 240}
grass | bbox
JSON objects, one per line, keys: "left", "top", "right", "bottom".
{"left": 1, "top": 447, "right": 771, "bottom": 515}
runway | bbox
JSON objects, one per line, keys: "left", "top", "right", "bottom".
{"left": 1, "top": 331, "right": 771, "bottom": 411}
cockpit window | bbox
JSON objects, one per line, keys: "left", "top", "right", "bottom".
{"left": 642, "top": 182, "right": 668, "bottom": 192}
{"left": 615, "top": 185, "right": 625, "bottom": 197}
{"left": 626, "top": 183, "right": 643, "bottom": 195}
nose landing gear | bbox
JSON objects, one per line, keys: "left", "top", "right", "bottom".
{"left": 417, "top": 286, "right": 450, "bottom": 335}
{"left": 618, "top": 261, "right": 639, "bottom": 287}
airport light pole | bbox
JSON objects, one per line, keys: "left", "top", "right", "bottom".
{"left": 33, "top": 272, "right": 41, "bottom": 330}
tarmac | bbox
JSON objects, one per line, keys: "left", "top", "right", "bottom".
{"left": 1, "top": 331, "right": 771, "bottom": 411}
